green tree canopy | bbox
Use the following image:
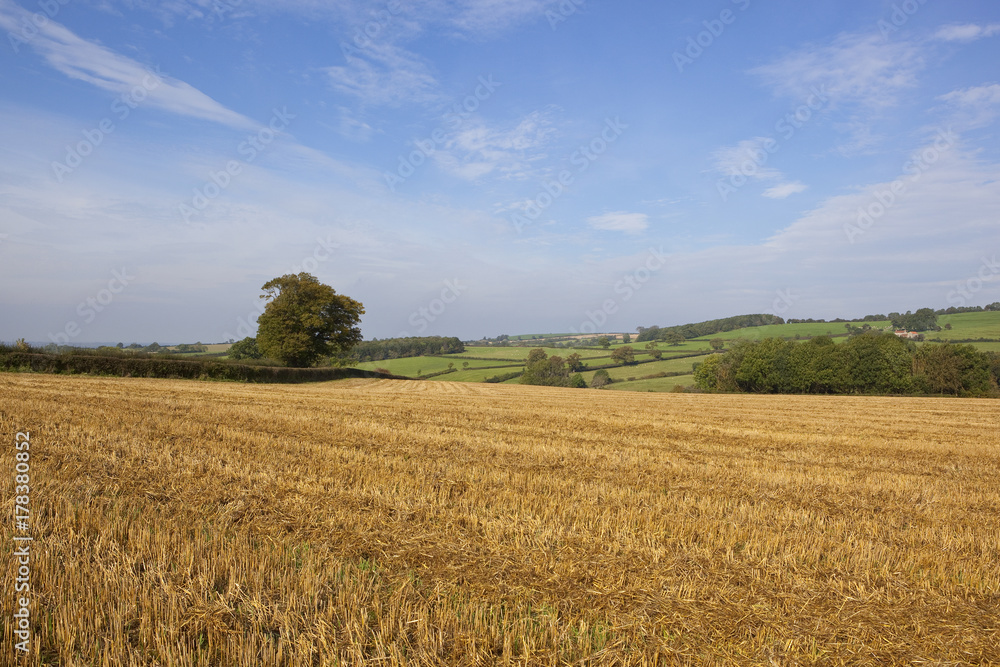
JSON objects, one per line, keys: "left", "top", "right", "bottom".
{"left": 520, "top": 348, "right": 570, "bottom": 387}
{"left": 228, "top": 336, "right": 263, "bottom": 361}
{"left": 891, "top": 308, "right": 938, "bottom": 332}
{"left": 590, "top": 369, "right": 611, "bottom": 389}
{"left": 691, "top": 333, "right": 1000, "bottom": 397}
{"left": 611, "top": 345, "right": 636, "bottom": 365}
{"left": 664, "top": 331, "right": 684, "bottom": 346}
{"left": 255, "top": 273, "right": 364, "bottom": 367}
{"left": 565, "top": 352, "right": 585, "bottom": 372}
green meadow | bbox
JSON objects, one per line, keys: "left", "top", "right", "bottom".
{"left": 928, "top": 311, "right": 1000, "bottom": 340}
{"left": 605, "top": 374, "right": 696, "bottom": 392}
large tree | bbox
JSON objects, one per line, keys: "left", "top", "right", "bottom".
{"left": 565, "top": 352, "right": 585, "bottom": 372}
{"left": 663, "top": 331, "right": 685, "bottom": 346}
{"left": 611, "top": 345, "right": 636, "bottom": 365}
{"left": 520, "top": 348, "right": 570, "bottom": 387}
{"left": 255, "top": 273, "right": 364, "bottom": 367}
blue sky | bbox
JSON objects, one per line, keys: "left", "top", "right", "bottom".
{"left": 1, "top": 0, "right": 999, "bottom": 344}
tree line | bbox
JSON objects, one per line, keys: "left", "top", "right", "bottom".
{"left": 636, "top": 314, "right": 785, "bottom": 343}
{"left": 694, "top": 333, "right": 1000, "bottom": 397}
{"left": 348, "top": 336, "right": 465, "bottom": 362}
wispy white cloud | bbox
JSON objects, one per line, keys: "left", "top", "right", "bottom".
{"left": 440, "top": 0, "right": 561, "bottom": 36}
{"left": 933, "top": 23, "right": 1000, "bottom": 43}
{"left": 0, "top": 1, "right": 256, "bottom": 129}
{"left": 751, "top": 31, "right": 927, "bottom": 156}
{"left": 751, "top": 32, "right": 923, "bottom": 110}
{"left": 762, "top": 182, "right": 807, "bottom": 199}
{"left": 325, "top": 42, "right": 440, "bottom": 107}
{"left": 938, "top": 83, "right": 1000, "bottom": 129}
{"left": 713, "top": 138, "right": 808, "bottom": 198}
{"left": 829, "top": 119, "right": 884, "bottom": 157}
{"left": 712, "top": 138, "right": 783, "bottom": 181}
{"left": 121, "top": 0, "right": 562, "bottom": 37}
{"left": 587, "top": 211, "right": 649, "bottom": 234}
{"left": 435, "top": 109, "right": 557, "bottom": 181}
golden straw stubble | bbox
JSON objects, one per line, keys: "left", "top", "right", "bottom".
{"left": 1, "top": 373, "right": 998, "bottom": 665}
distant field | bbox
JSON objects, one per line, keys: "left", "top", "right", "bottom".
{"left": 353, "top": 356, "right": 501, "bottom": 377}
{"left": 456, "top": 346, "right": 609, "bottom": 361}
{"left": 440, "top": 366, "right": 522, "bottom": 382}
{"left": 687, "top": 312, "right": 999, "bottom": 345}
{"left": 929, "top": 311, "right": 1000, "bottom": 340}
{"left": 164, "top": 343, "right": 231, "bottom": 353}
{"left": 957, "top": 341, "right": 1000, "bottom": 352}
{"left": 605, "top": 374, "right": 695, "bottom": 392}
{"left": 502, "top": 333, "right": 578, "bottom": 341}
{"left": 4, "top": 374, "right": 997, "bottom": 663}
{"left": 694, "top": 322, "right": 886, "bottom": 341}
{"left": 608, "top": 340, "right": 715, "bottom": 353}
{"left": 579, "top": 355, "right": 710, "bottom": 384}
{"left": 351, "top": 349, "right": 713, "bottom": 386}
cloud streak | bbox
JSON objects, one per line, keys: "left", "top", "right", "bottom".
{"left": 938, "top": 83, "right": 1000, "bottom": 129}
{"left": 0, "top": 0, "right": 256, "bottom": 130}
{"left": 325, "top": 42, "right": 440, "bottom": 107}
{"left": 933, "top": 23, "right": 1000, "bottom": 43}
{"left": 435, "top": 109, "right": 558, "bottom": 181}
{"left": 587, "top": 211, "right": 648, "bottom": 234}
{"left": 751, "top": 32, "right": 923, "bottom": 111}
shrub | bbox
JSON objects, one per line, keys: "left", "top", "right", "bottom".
{"left": 0, "top": 351, "right": 396, "bottom": 384}
{"left": 228, "top": 337, "right": 263, "bottom": 360}
{"left": 485, "top": 371, "right": 523, "bottom": 383}
{"left": 591, "top": 369, "right": 611, "bottom": 389}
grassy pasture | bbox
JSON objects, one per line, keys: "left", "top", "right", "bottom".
{"left": 164, "top": 343, "right": 232, "bottom": 354}
{"left": 605, "top": 374, "right": 696, "bottom": 392}
{"left": 455, "top": 346, "right": 609, "bottom": 361}
{"left": 610, "top": 340, "right": 716, "bottom": 353}
{"left": 2, "top": 374, "right": 998, "bottom": 664}
{"left": 930, "top": 311, "right": 1000, "bottom": 340}
{"left": 352, "top": 356, "right": 501, "bottom": 377}
{"left": 692, "top": 322, "right": 878, "bottom": 341}
{"left": 578, "top": 355, "right": 710, "bottom": 384}
{"left": 954, "top": 340, "right": 1000, "bottom": 352}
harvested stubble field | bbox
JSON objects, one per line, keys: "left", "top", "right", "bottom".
{"left": 1, "top": 374, "right": 999, "bottom": 666}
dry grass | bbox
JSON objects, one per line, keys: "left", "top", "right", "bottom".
{"left": 1, "top": 374, "right": 999, "bottom": 665}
